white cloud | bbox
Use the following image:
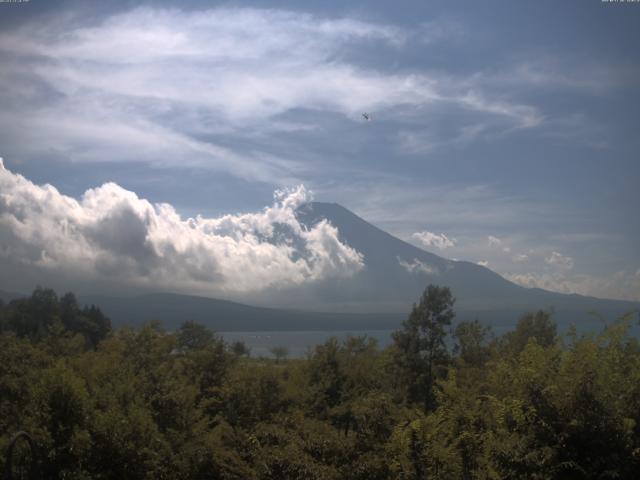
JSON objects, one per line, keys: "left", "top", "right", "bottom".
{"left": 411, "top": 230, "right": 456, "bottom": 250}
{"left": 512, "top": 253, "right": 529, "bottom": 263}
{"left": 457, "top": 91, "right": 542, "bottom": 129}
{"left": 0, "top": 159, "right": 363, "bottom": 294}
{"left": 397, "top": 131, "right": 437, "bottom": 155}
{"left": 505, "top": 272, "right": 571, "bottom": 293}
{"left": 504, "top": 269, "right": 640, "bottom": 301}
{"left": 397, "top": 257, "right": 438, "bottom": 275}
{"left": 544, "top": 251, "right": 574, "bottom": 270}
{"left": 477, "top": 260, "right": 489, "bottom": 267}
{"left": 0, "top": 6, "right": 543, "bottom": 181}
{"left": 487, "top": 235, "right": 502, "bottom": 246}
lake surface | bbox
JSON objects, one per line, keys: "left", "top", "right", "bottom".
{"left": 220, "top": 315, "right": 640, "bottom": 358}
{"left": 219, "top": 329, "right": 395, "bottom": 358}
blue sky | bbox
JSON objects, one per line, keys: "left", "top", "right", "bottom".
{"left": 0, "top": 0, "right": 639, "bottom": 300}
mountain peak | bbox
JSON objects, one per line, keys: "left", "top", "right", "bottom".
{"left": 292, "top": 200, "right": 639, "bottom": 316}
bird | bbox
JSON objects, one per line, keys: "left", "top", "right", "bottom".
{"left": 362, "top": 112, "right": 371, "bottom": 121}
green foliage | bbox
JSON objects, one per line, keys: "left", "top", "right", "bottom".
{"left": 60, "top": 293, "right": 111, "bottom": 348}
{"left": 2, "top": 287, "right": 111, "bottom": 347}
{"left": 502, "top": 309, "right": 557, "bottom": 355}
{"left": 270, "top": 346, "right": 289, "bottom": 363}
{"left": 392, "top": 285, "right": 455, "bottom": 410}
{"left": 221, "top": 361, "right": 287, "bottom": 428}
{"left": 231, "top": 340, "right": 251, "bottom": 357}
{"left": 453, "top": 319, "right": 493, "bottom": 367}
{"left": 1, "top": 286, "right": 639, "bottom": 479}
{"left": 177, "top": 320, "right": 215, "bottom": 351}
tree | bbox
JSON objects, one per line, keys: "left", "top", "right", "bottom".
{"left": 307, "top": 338, "right": 345, "bottom": 417}
{"left": 453, "top": 319, "right": 492, "bottom": 367}
{"left": 60, "top": 293, "right": 111, "bottom": 347}
{"left": 7, "top": 287, "right": 60, "bottom": 339}
{"left": 392, "top": 285, "right": 455, "bottom": 411}
{"left": 0, "top": 298, "right": 6, "bottom": 333}
{"left": 503, "top": 310, "right": 556, "bottom": 354}
{"left": 177, "top": 320, "right": 214, "bottom": 350}
{"left": 81, "top": 304, "right": 111, "bottom": 346}
{"left": 270, "top": 345, "right": 289, "bottom": 363}
{"left": 231, "top": 340, "right": 250, "bottom": 357}
{"left": 1, "top": 289, "right": 110, "bottom": 347}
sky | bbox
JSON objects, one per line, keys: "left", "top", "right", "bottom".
{"left": 0, "top": 0, "right": 639, "bottom": 301}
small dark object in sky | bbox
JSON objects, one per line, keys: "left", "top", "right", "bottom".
{"left": 362, "top": 112, "right": 371, "bottom": 121}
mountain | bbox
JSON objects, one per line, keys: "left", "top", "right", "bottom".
{"left": 79, "top": 293, "right": 403, "bottom": 332}
{"left": 81, "top": 202, "right": 638, "bottom": 332}
{"left": 286, "top": 202, "right": 639, "bottom": 323}
{"left": 0, "top": 289, "right": 25, "bottom": 304}
{"left": 3, "top": 203, "right": 637, "bottom": 333}
{"left": 1, "top": 287, "right": 403, "bottom": 333}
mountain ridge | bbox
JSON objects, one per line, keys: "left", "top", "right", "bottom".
{"left": 289, "top": 201, "right": 639, "bottom": 314}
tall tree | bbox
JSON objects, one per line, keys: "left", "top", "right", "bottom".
{"left": 453, "top": 319, "right": 492, "bottom": 367}
{"left": 178, "top": 320, "right": 214, "bottom": 350}
{"left": 392, "top": 285, "right": 455, "bottom": 411}
{"left": 503, "top": 309, "right": 556, "bottom": 354}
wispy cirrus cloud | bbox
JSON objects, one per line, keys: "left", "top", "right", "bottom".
{"left": 0, "top": 6, "right": 545, "bottom": 183}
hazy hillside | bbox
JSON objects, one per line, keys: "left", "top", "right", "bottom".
{"left": 79, "top": 293, "right": 404, "bottom": 332}
{"left": 0, "top": 289, "right": 25, "bottom": 304}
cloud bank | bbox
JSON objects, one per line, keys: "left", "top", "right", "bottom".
{"left": 0, "top": 160, "right": 363, "bottom": 294}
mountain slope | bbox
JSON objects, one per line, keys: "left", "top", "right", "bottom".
{"left": 84, "top": 202, "right": 636, "bottom": 333}
{"left": 0, "top": 289, "right": 25, "bottom": 304}
{"left": 290, "top": 202, "right": 639, "bottom": 318}
{"left": 79, "top": 293, "right": 403, "bottom": 332}
{"left": 3, "top": 203, "right": 637, "bottom": 332}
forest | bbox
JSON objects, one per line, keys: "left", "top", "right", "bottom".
{"left": 1, "top": 286, "right": 639, "bottom": 479}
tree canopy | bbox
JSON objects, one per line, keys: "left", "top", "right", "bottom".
{"left": 1, "top": 286, "right": 639, "bottom": 479}
{"left": 392, "top": 285, "right": 455, "bottom": 410}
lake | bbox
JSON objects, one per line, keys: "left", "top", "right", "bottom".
{"left": 220, "top": 315, "right": 640, "bottom": 358}
{"left": 219, "top": 329, "right": 395, "bottom": 358}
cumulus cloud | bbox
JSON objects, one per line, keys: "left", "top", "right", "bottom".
{"left": 477, "top": 260, "right": 489, "bottom": 267}
{"left": 397, "top": 257, "right": 439, "bottom": 275}
{"left": 544, "top": 251, "right": 574, "bottom": 270}
{"left": 0, "top": 160, "right": 363, "bottom": 294}
{"left": 412, "top": 230, "right": 456, "bottom": 250}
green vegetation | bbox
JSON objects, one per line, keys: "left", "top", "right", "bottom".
{"left": 1, "top": 286, "right": 639, "bottom": 479}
